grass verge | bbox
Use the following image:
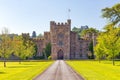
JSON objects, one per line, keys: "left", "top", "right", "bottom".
{"left": 66, "top": 60, "right": 120, "bottom": 80}
{"left": 0, "top": 60, "right": 54, "bottom": 80}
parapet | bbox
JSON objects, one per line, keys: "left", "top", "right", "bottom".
{"left": 33, "top": 38, "right": 44, "bottom": 42}
{"left": 50, "top": 19, "right": 71, "bottom": 26}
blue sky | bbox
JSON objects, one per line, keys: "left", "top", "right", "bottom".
{"left": 0, "top": 0, "right": 120, "bottom": 35}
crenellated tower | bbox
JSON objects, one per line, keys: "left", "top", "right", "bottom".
{"left": 50, "top": 19, "right": 71, "bottom": 59}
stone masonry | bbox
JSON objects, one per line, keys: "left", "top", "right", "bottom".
{"left": 34, "top": 19, "right": 96, "bottom": 59}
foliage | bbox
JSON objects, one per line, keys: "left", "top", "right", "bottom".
{"left": 102, "top": 3, "right": 120, "bottom": 25}
{"left": 32, "top": 31, "right": 36, "bottom": 38}
{"left": 81, "top": 28, "right": 99, "bottom": 37}
{"left": 13, "top": 36, "right": 26, "bottom": 60}
{"left": 94, "top": 42, "right": 105, "bottom": 63}
{"left": 88, "top": 41, "right": 94, "bottom": 59}
{"left": 95, "top": 23, "right": 120, "bottom": 65}
{"left": 21, "top": 35, "right": 35, "bottom": 59}
{"left": 67, "top": 60, "right": 120, "bottom": 80}
{"left": 48, "top": 56, "right": 52, "bottom": 60}
{"left": 37, "top": 33, "right": 43, "bottom": 38}
{"left": 33, "top": 44, "right": 38, "bottom": 58}
{"left": 0, "top": 27, "right": 13, "bottom": 67}
{"left": 0, "top": 61, "right": 53, "bottom": 80}
{"left": 44, "top": 43, "right": 51, "bottom": 58}
{"left": 12, "top": 35, "right": 35, "bottom": 63}
{"left": 99, "top": 3, "right": 120, "bottom": 65}
{"left": 72, "top": 27, "right": 82, "bottom": 36}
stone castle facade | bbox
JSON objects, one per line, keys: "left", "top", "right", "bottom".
{"left": 34, "top": 19, "right": 96, "bottom": 59}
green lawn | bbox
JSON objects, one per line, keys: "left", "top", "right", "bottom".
{"left": 66, "top": 60, "right": 120, "bottom": 80}
{"left": 0, "top": 61, "right": 53, "bottom": 80}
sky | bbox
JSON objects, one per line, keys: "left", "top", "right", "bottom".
{"left": 0, "top": 0, "right": 120, "bottom": 36}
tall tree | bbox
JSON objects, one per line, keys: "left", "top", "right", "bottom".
{"left": 0, "top": 27, "right": 13, "bottom": 67}
{"left": 101, "top": 3, "right": 120, "bottom": 65}
{"left": 22, "top": 34, "right": 35, "bottom": 59}
{"left": 44, "top": 43, "right": 51, "bottom": 58}
{"left": 32, "top": 31, "right": 37, "bottom": 38}
{"left": 13, "top": 36, "right": 26, "bottom": 64}
{"left": 88, "top": 41, "right": 94, "bottom": 59}
{"left": 94, "top": 33, "right": 105, "bottom": 63}
{"left": 104, "top": 25, "right": 120, "bottom": 65}
{"left": 13, "top": 35, "right": 35, "bottom": 63}
{"left": 95, "top": 24, "right": 120, "bottom": 65}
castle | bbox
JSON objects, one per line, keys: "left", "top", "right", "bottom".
{"left": 34, "top": 19, "right": 96, "bottom": 59}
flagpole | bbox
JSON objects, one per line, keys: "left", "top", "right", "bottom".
{"left": 68, "top": 9, "right": 71, "bottom": 19}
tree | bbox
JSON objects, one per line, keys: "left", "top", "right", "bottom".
{"left": 44, "top": 43, "right": 51, "bottom": 59}
{"left": 37, "top": 33, "right": 43, "bottom": 38}
{"left": 104, "top": 25, "right": 120, "bottom": 65}
{"left": 94, "top": 33, "right": 105, "bottom": 63}
{"left": 72, "top": 26, "right": 89, "bottom": 37}
{"left": 32, "top": 31, "right": 37, "bottom": 38}
{"left": 72, "top": 27, "right": 81, "bottom": 36}
{"left": 81, "top": 28, "right": 99, "bottom": 37}
{"left": 0, "top": 27, "right": 13, "bottom": 67}
{"left": 13, "top": 35, "right": 35, "bottom": 63}
{"left": 101, "top": 3, "right": 120, "bottom": 65}
{"left": 102, "top": 3, "right": 120, "bottom": 26}
{"left": 13, "top": 36, "right": 26, "bottom": 64}
{"left": 88, "top": 41, "right": 94, "bottom": 59}
{"left": 95, "top": 24, "right": 120, "bottom": 65}
{"left": 22, "top": 34, "right": 35, "bottom": 59}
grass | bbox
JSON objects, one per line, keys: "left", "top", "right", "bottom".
{"left": 0, "top": 60, "right": 54, "bottom": 80}
{"left": 66, "top": 60, "right": 120, "bottom": 80}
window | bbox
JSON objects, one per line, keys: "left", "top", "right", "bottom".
{"left": 80, "top": 49, "right": 82, "bottom": 51}
{"left": 58, "top": 33, "right": 64, "bottom": 39}
{"left": 80, "top": 53, "right": 82, "bottom": 57}
{"left": 58, "top": 41, "right": 63, "bottom": 46}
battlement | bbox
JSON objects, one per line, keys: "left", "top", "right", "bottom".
{"left": 33, "top": 38, "right": 44, "bottom": 42}
{"left": 50, "top": 19, "right": 71, "bottom": 26}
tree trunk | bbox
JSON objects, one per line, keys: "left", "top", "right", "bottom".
{"left": 99, "top": 56, "right": 101, "bottom": 63}
{"left": 4, "top": 59, "right": 6, "bottom": 67}
{"left": 19, "top": 60, "right": 21, "bottom": 64}
{"left": 113, "top": 53, "right": 115, "bottom": 66}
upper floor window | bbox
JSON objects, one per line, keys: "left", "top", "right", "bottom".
{"left": 58, "top": 41, "right": 63, "bottom": 46}
{"left": 58, "top": 33, "right": 64, "bottom": 39}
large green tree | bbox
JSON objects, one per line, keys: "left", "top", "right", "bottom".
{"left": 13, "top": 36, "right": 26, "bottom": 64}
{"left": 100, "top": 3, "right": 120, "bottom": 65}
{"left": 13, "top": 35, "right": 35, "bottom": 63}
{"left": 94, "top": 33, "right": 106, "bottom": 63}
{"left": 22, "top": 34, "right": 35, "bottom": 60}
{"left": 95, "top": 24, "right": 120, "bottom": 65}
{"left": 0, "top": 28, "right": 13, "bottom": 67}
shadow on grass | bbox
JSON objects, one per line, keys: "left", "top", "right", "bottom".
{"left": 23, "top": 64, "right": 35, "bottom": 65}
{"left": 116, "top": 64, "right": 120, "bottom": 66}
{"left": 8, "top": 66, "right": 33, "bottom": 68}
{"left": 0, "top": 72, "right": 6, "bottom": 74}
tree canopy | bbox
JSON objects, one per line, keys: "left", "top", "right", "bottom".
{"left": 95, "top": 3, "right": 120, "bottom": 65}
{"left": 102, "top": 3, "right": 120, "bottom": 25}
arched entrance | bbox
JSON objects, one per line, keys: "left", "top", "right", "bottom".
{"left": 57, "top": 49, "right": 64, "bottom": 59}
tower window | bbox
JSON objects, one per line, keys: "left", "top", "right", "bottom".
{"left": 58, "top": 33, "right": 64, "bottom": 39}
{"left": 58, "top": 41, "right": 63, "bottom": 46}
